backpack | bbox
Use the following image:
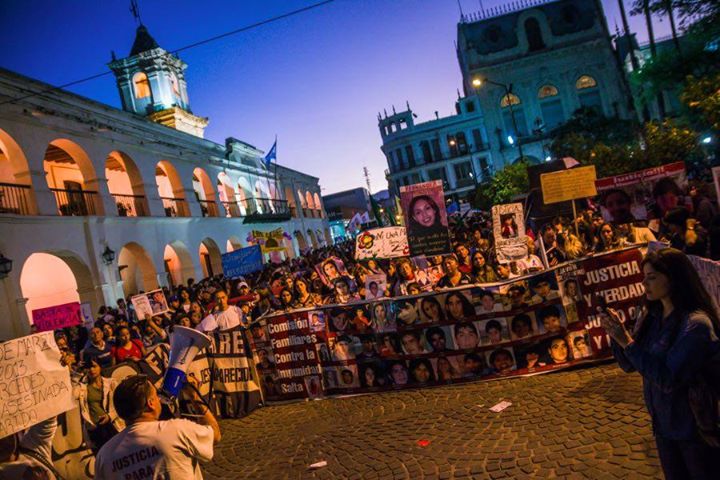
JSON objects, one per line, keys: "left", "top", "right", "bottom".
{"left": 687, "top": 312, "right": 720, "bottom": 448}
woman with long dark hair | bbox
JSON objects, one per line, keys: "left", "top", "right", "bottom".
{"left": 444, "top": 291, "right": 475, "bottom": 322}
{"left": 408, "top": 195, "right": 445, "bottom": 235}
{"left": 601, "top": 248, "right": 720, "bottom": 478}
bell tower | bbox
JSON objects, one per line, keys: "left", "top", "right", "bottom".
{"left": 108, "top": 23, "right": 209, "bottom": 138}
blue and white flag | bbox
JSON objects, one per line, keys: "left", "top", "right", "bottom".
{"left": 264, "top": 138, "right": 277, "bottom": 169}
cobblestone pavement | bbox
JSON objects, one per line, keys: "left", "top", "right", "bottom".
{"left": 205, "top": 362, "right": 662, "bottom": 479}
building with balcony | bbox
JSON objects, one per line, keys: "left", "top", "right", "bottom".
{"left": 322, "top": 187, "right": 376, "bottom": 241}
{"left": 379, "top": 0, "right": 632, "bottom": 200}
{"left": 0, "top": 25, "right": 328, "bottom": 340}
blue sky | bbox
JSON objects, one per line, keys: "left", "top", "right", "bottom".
{"left": 0, "top": 0, "right": 671, "bottom": 194}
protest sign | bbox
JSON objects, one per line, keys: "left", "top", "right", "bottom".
{"left": 491, "top": 203, "right": 528, "bottom": 263}
{"left": 540, "top": 165, "right": 597, "bottom": 204}
{"left": 365, "top": 274, "right": 387, "bottom": 300}
{"left": 316, "top": 256, "right": 354, "bottom": 289}
{"left": 80, "top": 302, "right": 94, "bottom": 331}
{"left": 31, "top": 302, "right": 82, "bottom": 332}
{"left": 399, "top": 180, "right": 451, "bottom": 256}
{"left": 355, "top": 227, "right": 410, "bottom": 260}
{"left": 131, "top": 289, "right": 168, "bottom": 319}
{"left": 0, "top": 332, "right": 74, "bottom": 437}
{"left": 252, "top": 228, "right": 285, "bottom": 253}
{"left": 595, "top": 162, "right": 688, "bottom": 224}
{"left": 222, "top": 245, "right": 263, "bottom": 278}
{"left": 258, "top": 313, "right": 322, "bottom": 402}
{"left": 688, "top": 255, "right": 720, "bottom": 316}
{"left": 207, "top": 325, "right": 262, "bottom": 418}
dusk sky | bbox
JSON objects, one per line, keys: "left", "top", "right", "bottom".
{"left": 0, "top": 0, "right": 672, "bottom": 195}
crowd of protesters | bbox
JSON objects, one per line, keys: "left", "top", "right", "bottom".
{"left": 4, "top": 175, "right": 718, "bottom": 479}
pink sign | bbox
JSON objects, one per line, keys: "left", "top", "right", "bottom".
{"left": 32, "top": 302, "right": 82, "bottom": 332}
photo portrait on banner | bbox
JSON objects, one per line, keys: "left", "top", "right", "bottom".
{"left": 365, "top": 273, "right": 387, "bottom": 300}
{"left": 491, "top": 202, "right": 528, "bottom": 263}
{"left": 399, "top": 180, "right": 451, "bottom": 257}
{"left": 595, "top": 162, "right": 689, "bottom": 227}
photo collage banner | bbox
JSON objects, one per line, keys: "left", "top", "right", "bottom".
{"left": 249, "top": 247, "right": 645, "bottom": 402}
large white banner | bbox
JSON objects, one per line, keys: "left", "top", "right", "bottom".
{"left": 0, "top": 331, "right": 74, "bottom": 437}
{"left": 355, "top": 226, "right": 410, "bottom": 260}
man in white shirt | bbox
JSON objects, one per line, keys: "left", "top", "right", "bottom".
{"left": 196, "top": 290, "right": 245, "bottom": 332}
{"left": 94, "top": 374, "right": 221, "bottom": 480}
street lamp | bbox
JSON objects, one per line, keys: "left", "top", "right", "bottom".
{"left": 472, "top": 76, "right": 524, "bottom": 163}
{"left": 0, "top": 253, "right": 12, "bottom": 279}
{"left": 102, "top": 246, "right": 116, "bottom": 265}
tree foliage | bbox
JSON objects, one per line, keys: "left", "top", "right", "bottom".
{"left": 472, "top": 160, "right": 530, "bottom": 210}
{"left": 681, "top": 73, "right": 720, "bottom": 130}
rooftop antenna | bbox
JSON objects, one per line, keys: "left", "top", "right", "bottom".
{"left": 457, "top": 0, "right": 465, "bottom": 20}
{"left": 479, "top": 0, "right": 486, "bottom": 17}
{"left": 129, "top": 0, "right": 143, "bottom": 25}
{"left": 363, "top": 167, "right": 372, "bottom": 194}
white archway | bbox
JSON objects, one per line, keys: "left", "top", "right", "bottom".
{"left": 118, "top": 242, "right": 159, "bottom": 296}
{"left": 44, "top": 139, "right": 104, "bottom": 215}
{"left": 164, "top": 241, "right": 194, "bottom": 287}
{"left": 199, "top": 238, "right": 223, "bottom": 278}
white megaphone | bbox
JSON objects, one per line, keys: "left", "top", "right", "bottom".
{"left": 162, "top": 326, "right": 211, "bottom": 399}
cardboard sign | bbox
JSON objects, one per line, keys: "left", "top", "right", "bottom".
{"left": 541, "top": 165, "right": 597, "bottom": 204}
{"left": 31, "top": 302, "right": 82, "bottom": 332}
{"left": 252, "top": 228, "right": 285, "bottom": 253}
{"left": 131, "top": 289, "right": 169, "bottom": 320}
{"left": 355, "top": 227, "right": 410, "bottom": 259}
{"left": 399, "top": 180, "right": 451, "bottom": 256}
{"left": 0, "top": 332, "right": 74, "bottom": 437}
{"left": 492, "top": 203, "right": 529, "bottom": 264}
{"left": 222, "top": 245, "right": 263, "bottom": 278}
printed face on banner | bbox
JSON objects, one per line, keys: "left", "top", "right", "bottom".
{"left": 567, "top": 330, "right": 593, "bottom": 359}
{"left": 595, "top": 162, "right": 689, "bottom": 225}
{"left": 492, "top": 203, "right": 528, "bottom": 264}
{"left": 486, "top": 347, "right": 517, "bottom": 375}
{"left": 365, "top": 273, "right": 387, "bottom": 300}
{"left": 399, "top": 180, "right": 451, "bottom": 256}
{"left": 370, "top": 301, "right": 395, "bottom": 332}
{"left": 477, "top": 317, "right": 510, "bottom": 345}
{"left": 471, "top": 288, "right": 507, "bottom": 315}
{"left": 308, "top": 310, "right": 326, "bottom": 332}
{"left": 355, "top": 227, "right": 410, "bottom": 260}
{"left": 316, "top": 256, "right": 352, "bottom": 287}
{"left": 443, "top": 291, "right": 475, "bottom": 322}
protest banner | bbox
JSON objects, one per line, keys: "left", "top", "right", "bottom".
{"left": 31, "top": 302, "right": 82, "bottom": 332}
{"left": 131, "top": 289, "right": 168, "bottom": 319}
{"left": 540, "top": 165, "right": 597, "bottom": 204}
{"left": 315, "top": 256, "right": 355, "bottom": 289}
{"left": 253, "top": 248, "right": 645, "bottom": 402}
{"left": 595, "top": 161, "right": 689, "bottom": 225}
{"left": 399, "top": 180, "right": 451, "bottom": 256}
{"left": 257, "top": 311, "right": 322, "bottom": 402}
{"left": 688, "top": 255, "right": 720, "bottom": 316}
{"left": 252, "top": 228, "right": 285, "bottom": 253}
{"left": 355, "top": 227, "right": 410, "bottom": 260}
{"left": 222, "top": 245, "right": 263, "bottom": 278}
{"left": 491, "top": 202, "right": 529, "bottom": 263}
{"left": 0, "top": 332, "right": 75, "bottom": 437}
{"left": 207, "top": 325, "right": 262, "bottom": 417}
{"left": 365, "top": 273, "right": 387, "bottom": 300}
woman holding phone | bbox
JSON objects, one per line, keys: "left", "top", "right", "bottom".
{"left": 600, "top": 248, "right": 720, "bottom": 478}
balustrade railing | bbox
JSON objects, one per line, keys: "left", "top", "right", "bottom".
{"left": 51, "top": 188, "right": 98, "bottom": 216}
{"left": 0, "top": 182, "right": 32, "bottom": 215}
{"left": 198, "top": 200, "right": 219, "bottom": 217}
{"left": 112, "top": 193, "right": 147, "bottom": 217}
{"left": 160, "top": 197, "right": 184, "bottom": 217}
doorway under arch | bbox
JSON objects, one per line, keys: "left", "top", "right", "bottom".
{"left": 118, "top": 242, "right": 158, "bottom": 296}
{"left": 20, "top": 251, "right": 98, "bottom": 322}
{"left": 199, "top": 238, "right": 223, "bottom": 278}
{"left": 164, "top": 241, "right": 194, "bottom": 288}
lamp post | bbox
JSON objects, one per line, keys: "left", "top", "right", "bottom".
{"left": 101, "top": 246, "right": 116, "bottom": 265}
{"left": 472, "top": 77, "right": 524, "bottom": 163}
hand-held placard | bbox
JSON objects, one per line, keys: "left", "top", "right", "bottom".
{"left": 162, "top": 326, "right": 211, "bottom": 400}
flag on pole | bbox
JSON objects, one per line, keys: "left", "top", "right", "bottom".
{"left": 264, "top": 138, "right": 277, "bottom": 169}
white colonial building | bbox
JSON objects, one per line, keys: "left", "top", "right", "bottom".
{"left": 380, "top": 0, "right": 633, "bottom": 200}
{"left": 0, "top": 25, "right": 329, "bottom": 340}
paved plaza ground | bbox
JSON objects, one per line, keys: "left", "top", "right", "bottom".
{"left": 205, "top": 362, "right": 662, "bottom": 479}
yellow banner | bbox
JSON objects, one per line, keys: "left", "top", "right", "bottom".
{"left": 540, "top": 166, "right": 597, "bottom": 204}
{"left": 253, "top": 228, "right": 285, "bottom": 253}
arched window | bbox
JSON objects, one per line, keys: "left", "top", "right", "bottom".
{"left": 576, "top": 75, "right": 598, "bottom": 90}
{"left": 538, "top": 85, "right": 558, "bottom": 99}
{"left": 525, "top": 18, "right": 545, "bottom": 52}
{"left": 133, "top": 72, "right": 151, "bottom": 99}
{"left": 500, "top": 93, "right": 521, "bottom": 108}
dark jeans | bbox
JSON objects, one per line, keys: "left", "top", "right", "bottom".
{"left": 655, "top": 435, "right": 720, "bottom": 479}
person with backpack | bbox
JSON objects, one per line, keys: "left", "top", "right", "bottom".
{"left": 600, "top": 247, "right": 720, "bottom": 479}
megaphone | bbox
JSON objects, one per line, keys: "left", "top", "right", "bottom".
{"left": 162, "top": 326, "right": 211, "bottom": 399}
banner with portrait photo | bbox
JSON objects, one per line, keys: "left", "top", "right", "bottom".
{"left": 365, "top": 273, "right": 387, "bottom": 300}
{"left": 399, "top": 180, "right": 451, "bottom": 256}
{"left": 492, "top": 202, "right": 529, "bottom": 264}
{"left": 595, "top": 162, "right": 689, "bottom": 226}
{"left": 355, "top": 227, "right": 410, "bottom": 260}
{"left": 251, "top": 250, "right": 648, "bottom": 402}
{"left": 131, "top": 289, "right": 169, "bottom": 319}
